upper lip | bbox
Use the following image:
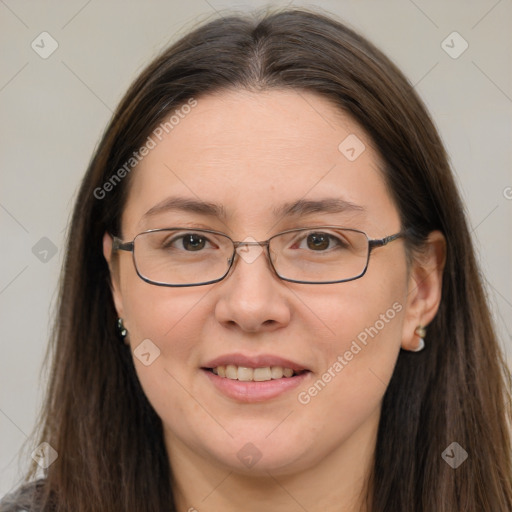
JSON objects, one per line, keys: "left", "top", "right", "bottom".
{"left": 202, "top": 353, "right": 309, "bottom": 372}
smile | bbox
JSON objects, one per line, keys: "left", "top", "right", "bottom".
{"left": 208, "top": 365, "right": 306, "bottom": 381}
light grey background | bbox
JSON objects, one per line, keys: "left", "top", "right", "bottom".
{"left": 1, "top": 0, "right": 511, "bottom": 498}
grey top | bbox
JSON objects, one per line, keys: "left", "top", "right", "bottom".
{"left": 0, "top": 481, "right": 45, "bottom": 512}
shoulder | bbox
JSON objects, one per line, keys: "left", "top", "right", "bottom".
{"left": 0, "top": 480, "right": 46, "bottom": 512}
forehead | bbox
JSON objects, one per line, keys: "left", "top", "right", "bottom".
{"left": 122, "top": 89, "right": 399, "bottom": 236}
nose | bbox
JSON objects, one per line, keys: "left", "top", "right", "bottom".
{"left": 213, "top": 242, "right": 291, "bottom": 333}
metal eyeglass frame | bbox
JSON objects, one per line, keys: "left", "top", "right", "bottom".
{"left": 111, "top": 226, "right": 406, "bottom": 287}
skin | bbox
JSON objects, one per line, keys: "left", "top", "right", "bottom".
{"left": 103, "top": 89, "right": 446, "bottom": 512}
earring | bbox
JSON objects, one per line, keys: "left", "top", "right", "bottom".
{"left": 412, "top": 325, "right": 426, "bottom": 352}
{"left": 117, "top": 317, "right": 128, "bottom": 340}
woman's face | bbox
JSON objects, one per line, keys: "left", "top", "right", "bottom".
{"left": 105, "top": 89, "right": 416, "bottom": 475}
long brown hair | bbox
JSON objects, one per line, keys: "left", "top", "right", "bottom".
{"left": 8, "top": 7, "right": 512, "bottom": 511}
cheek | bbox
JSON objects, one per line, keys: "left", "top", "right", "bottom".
{"left": 122, "top": 280, "right": 209, "bottom": 359}
{"left": 297, "top": 270, "right": 406, "bottom": 408}
{"left": 118, "top": 251, "right": 202, "bottom": 342}
{"left": 316, "top": 290, "right": 405, "bottom": 365}
{"left": 288, "top": 289, "right": 404, "bottom": 465}
{"left": 118, "top": 262, "right": 211, "bottom": 398}
{"left": 121, "top": 283, "right": 214, "bottom": 431}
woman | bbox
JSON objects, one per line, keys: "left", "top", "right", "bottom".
{"left": 2, "top": 7, "right": 511, "bottom": 512}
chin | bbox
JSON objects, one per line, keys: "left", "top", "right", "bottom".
{"left": 198, "top": 433, "right": 319, "bottom": 476}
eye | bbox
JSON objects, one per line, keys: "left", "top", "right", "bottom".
{"left": 182, "top": 233, "right": 207, "bottom": 251}
{"left": 297, "top": 232, "right": 347, "bottom": 251}
{"left": 165, "top": 233, "right": 212, "bottom": 251}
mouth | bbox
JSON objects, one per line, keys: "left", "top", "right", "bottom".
{"left": 201, "top": 354, "right": 311, "bottom": 402}
{"left": 204, "top": 365, "right": 308, "bottom": 382}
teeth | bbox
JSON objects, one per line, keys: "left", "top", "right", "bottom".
{"left": 271, "top": 366, "right": 284, "bottom": 379}
{"left": 210, "top": 365, "right": 298, "bottom": 381}
{"left": 237, "top": 366, "right": 253, "bottom": 382}
{"left": 225, "top": 364, "right": 238, "bottom": 379}
{"left": 254, "top": 367, "right": 272, "bottom": 381}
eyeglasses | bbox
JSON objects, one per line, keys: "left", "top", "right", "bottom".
{"left": 111, "top": 226, "right": 405, "bottom": 287}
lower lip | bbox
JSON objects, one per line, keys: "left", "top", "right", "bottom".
{"left": 202, "top": 369, "right": 310, "bottom": 402}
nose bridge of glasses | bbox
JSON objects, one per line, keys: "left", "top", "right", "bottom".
{"left": 228, "top": 239, "right": 273, "bottom": 271}
{"left": 234, "top": 240, "right": 270, "bottom": 248}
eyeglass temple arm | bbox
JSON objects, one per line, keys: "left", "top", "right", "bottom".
{"left": 368, "top": 232, "right": 405, "bottom": 250}
{"left": 112, "top": 236, "right": 134, "bottom": 253}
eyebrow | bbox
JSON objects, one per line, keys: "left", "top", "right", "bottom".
{"left": 273, "top": 197, "right": 365, "bottom": 218}
{"left": 143, "top": 196, "right": 228, "bottom": 220}
{"left": 142, "top": 196, "right": 365, "bottom": 221}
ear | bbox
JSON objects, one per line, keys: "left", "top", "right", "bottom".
{"left": 401, "top": 230, "right": 446, "bottom": 351}
{"left": 103, "top": 232, "right": 125, "bottom": 319}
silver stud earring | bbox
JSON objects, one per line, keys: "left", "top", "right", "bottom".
{"left": 412, "top": 325, "right": 426, "bottom": 352}
{"left": 117, "top": 317, "right": 128, "bottom": 340}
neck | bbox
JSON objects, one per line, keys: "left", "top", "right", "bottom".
{"left": 166, "top": 409, "right": 379, "bottom": 512}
